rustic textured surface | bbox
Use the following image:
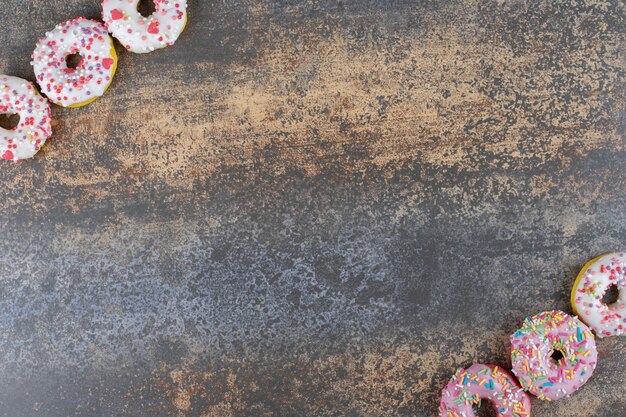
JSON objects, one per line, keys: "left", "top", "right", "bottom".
{"left": 0, "top": 0, "right": 625, "bottom": 416}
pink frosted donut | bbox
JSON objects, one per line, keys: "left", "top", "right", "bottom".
{"left": 439, "top": 364, "right": 531, "bottom": 417}
{"left": 0, "top": 75, "right": 52, "bottom": 161}
{"left": 510, "top": 310, "right": 597, "bottom": 400}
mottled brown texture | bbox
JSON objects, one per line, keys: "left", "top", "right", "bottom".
{"left": 0, "top": 0, "right": 624, "bottom": 416}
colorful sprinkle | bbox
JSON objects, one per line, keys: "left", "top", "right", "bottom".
{"left": 0, "top": 75, "right": 52, "bottom": 161}
{"left": 439, "top": 364, "right": 531, "bottom": 417}
{"left": 102, "top": 0, "right": 188, "bottom": 54}
{"left": 510, "top": 310, "right": 597, "bottom": 400}
{"left": 31, "top": 17, "right": 117, "bottom": 107}
{"left": 572, "top": 252, "right": 626, "bottom": 337}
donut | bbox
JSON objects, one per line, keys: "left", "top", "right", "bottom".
{"left": 0, "top": 75, "right": 52, "bottom": 161}
{"left": 571, "top": 252, "right": 626, "bottom": 337}
{"left": 102, "top": 0, "right": 188, "bottom": 53}
{"left": 510, "top": 310, "right": 597, "bottom": 400}
{"left": 439, "top": 364, "right": 531, "bottom": 417}
{"left": 31, "top": 17, "right": 118, "bottom": 108}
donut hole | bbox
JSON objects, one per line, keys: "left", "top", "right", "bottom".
{"left": 474, "top": 400, "right": 497, "bottom": 417}
{"left": 138, "top": 0, "right": 157, "bottom": 17}
{"left": 65, "top": 52, "right": 83, "bottom": 70}
{"left": 602, "top": 284, "right": 620, "bottom": 306}
{"left": 550, "top": 349, "right": 565, "bottom": 364}
{"left": 0, "top": 112, "right": 20, "bottom": 130}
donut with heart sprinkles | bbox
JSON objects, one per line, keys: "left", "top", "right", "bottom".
{"left": 102, "top": 0, "right": 188, "bottom": 53}
{"left": 31, "top": 17, "right": 118, "bottom": 108}
{"left": 0, "top": 75, "right": 52, "bottom": 161}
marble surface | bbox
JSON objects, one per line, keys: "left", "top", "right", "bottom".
{"left": 0, "top": 1, "right": 624, "bottom": 416}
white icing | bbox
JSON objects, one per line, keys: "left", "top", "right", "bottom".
{"left": 31, "top": 18, "right": 117, "bottom": 108}
{"left": 102, "top": 0, "right": 188, "bottom": 53}
{"left": 573, "top": 252, "right": 626, "bottom": 337}
{"left": 0, "top": 75, "right": 52, "bottom": 161}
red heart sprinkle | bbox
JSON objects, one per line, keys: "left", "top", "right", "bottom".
{"left": 2, "top": 150, "right": 14, "bottom": 160}
{"left": 148, "top": 21, "right": 160, "bottom": 34}
{"left": 111, "top": 9, "right": 124, "bottom": 20}
{"left": 102, "top": 58, "right": 114, "bottom": 70}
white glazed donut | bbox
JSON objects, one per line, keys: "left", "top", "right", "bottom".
{"left": 102, "top": 0, "right": 188, "bottom": 53}
{"left": 572, "top": 252, "right": 626, "bottom": 337}
{"left": 31, "top": 17, "right": 118, "bottom": 108}
{"left": 0, "top": 75, "right": 52, "bottom": 161}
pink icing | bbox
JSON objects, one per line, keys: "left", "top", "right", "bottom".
{"left": 102, "top": 0, "right": 188, "bottom": 53}
{"left": 439, "top": 364, "right": 531, "bottom": 417}
{"left": 510, "top": 310, "right": 597, "bottom": 400}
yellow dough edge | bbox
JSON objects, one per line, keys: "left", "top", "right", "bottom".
{"left": 571, "top": 253, "right": 608, "bottom": 316}
{"left": 67, "top": 42, "right": 118, "bottom": 108}
{"left": 182, "top": 13, "right": 188, "bottom": 33}
{"left": 61, "top": 11, "right": 186, "bottom": 107}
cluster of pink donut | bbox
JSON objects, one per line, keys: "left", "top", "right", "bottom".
{"left": 440, "top": 252, "right": 625, "bottom": 416}
{"left": 0, "top": 1, "right": 188, "bottom": 162}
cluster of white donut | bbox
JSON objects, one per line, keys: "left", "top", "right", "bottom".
{"left": 440, "top": 252, "right": 625, "bottom": 416}
{"left": 0, "top": 0, "right": 188, "bottom": 162}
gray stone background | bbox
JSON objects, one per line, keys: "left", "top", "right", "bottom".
{"left": 0, "top": 1, "right": 624, "bottom": 416}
